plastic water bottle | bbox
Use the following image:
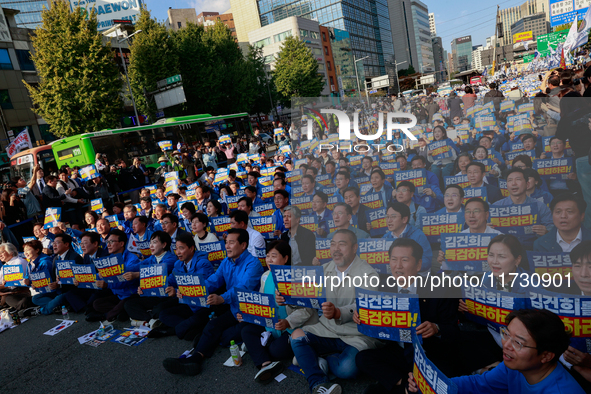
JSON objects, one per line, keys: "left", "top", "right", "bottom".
{"left": 61, "top": 306, "right": 69, "bottom": 321}
{"left": 229, "top": 340, "right": 242, "bottom": 366}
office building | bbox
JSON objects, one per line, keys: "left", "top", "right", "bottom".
{"left": 485, "top": 35, "right": 497, "bottom": 50}
{"left": 510, "top": 12, "right": 549, "bottom": 41}
{"left": 451, "top": 35, "right": 472, "bottom": 73}
{"left": 165, "top": 8, "right": 198, "bottom": 31}
{"left": 200, "top": 12, "right": 236, "bottom": 37}
{"left": 431, "top": 36, "right": 445, "bottom": 82}
{"left": 498, "top": 0, "right": 548, "bottom": 46}
{"left": 472, "top": 45, "right": 483, "bottom": 71}
{"left": 328, "top": 27, "right": 357, "bottom": 96}
{"left": 232, "top": 0, "right": 395, "bottom": 79}
{"left": 447, "top": 52, "right": 454, "bottom": 75}
{"left": 429, "top": 12, "right": 436, "bottom": 37}
{"left": 388, "top": 0, "right": 435, "bottom": 73}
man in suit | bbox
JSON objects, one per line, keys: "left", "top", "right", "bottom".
{"left": 344, "top": 187, "right": 369, "bottom": 234}
{"left": 355, "top": 238, "right": 460, "bottom": 394}
{"left": 160, "top": 213, "right": 191, "bottom": 252}
{"left": 534, "top": 194, "right": 591, "bottom": 253}
{"left": 280, "top": 206, "right": 316, "bottom": 265}
{"left": 31, "top": 233, "right": 83, "bottom": 315}
{"left": 42, "top": 175, "right": 66, "bottom": 208}
{"left": 466, "top": 162, "right": 503, "bottom": 204}
{"left": 311, "top": 190, "right": 332, "bottom": 238}
{"left": 30, "top": 165, "right": 46, "bottom": 199}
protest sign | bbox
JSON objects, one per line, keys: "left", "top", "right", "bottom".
{"left": 211, "top": 216, "right": 231, "bottom": 237}
{"left": 71, "top": 264, "right": 99, "bottom": 289}
{"left": 93, "top": 254, "right": 125, "bottom": 284}
{"left": 440, "top": 233, "right": 494, "bottom": 271}
{"left": 271, "top": 265, "right": 326, "bottom": 309}
{"left": 56, "top": 260, "right": 76, "bottom": 285}
{"left": 139, "top": 263, "right": 168, "bottom": 297}
{"left": 2, "top": 264, "right": 25, "bottom": 287}
{"left": 79, "top": 165, "right": 99, "bottom": 181}
{"left": 250, "top": 216, "right": 276, "bottom": 239}
{"left": 526, "top": 251, "right": 571, "bottom": 277}
{"left": 412, "top": 332, "right": 458, "bottom": 394}
{"left": 199, "top": 241, "right": 227, "bottom": 269}
{"left": 463, "top": 285, "right": 528, "bottom": 332}
{"left": 366, "top": 208, "right": 388, "bottom": 237}
{"left": 420, "top": 212, "right": 464, "bottom": 243}
{"left": 176, "top": 273, "right": 209, "bottom": 309}
{"left": 358, "top": 238, "right": 393, "bottom": 274}
{"left": 43, "top": 207, "right": 61, "bottom": 229}
{"left": 236, "top": 288, "right": 279, "bottom": 328}
{"left": 489, "top": 204, "right": 538, "bottom": 236}
{"left": 533, "top": 157, "right": 574, "bottom": 180}
{"left": 91, "top": 198, "right": 104, "bottom": 214}
{"left": 29, "top": 269, "right": 53, "bottom": 294}
{"left": 394, "top": 169, "right": 427, "bottom": 194}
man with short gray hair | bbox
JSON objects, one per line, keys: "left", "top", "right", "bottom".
{"left": 280, "top": 206, "right": 316, "bottom": 265}
{"left": 0, "top": 243, "right": 32, "bottom": 312}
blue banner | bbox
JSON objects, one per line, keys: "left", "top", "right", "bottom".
{"left": 211, "top": 216, "right": 231, "bottom": 237}
{"left": 428, "top": 140, "right": 454, "bottom": 160}
{"left": 199, "top": 241, "right": 227, "bottom": 270}
{"left": 44, "top": 207, "right": 61, "bottom": 229}
{"left": 140, "top": 263, "right": 168, "bottom": 297}
{"left": 93, "top": 254, "right": 125, "bottom": 284}
{"left": 440, "top": 233, "right": 495, "bottom": 271}
{"left": 250, "top": 216, "right": 276, "bottom": 239}
{"left": 463, "top": 284, "right": 528, "bottom": 333}
{"left": 533, "top": 157, "right": 574, "bottom": 180}
{"left": 175, "top": 272, "right": 209, "bottom": 309}
{"left": 71, "top": 264, "right": 99, "bottom": 289}
{"left": 366, "top": 207, "right": 388, "bottom": 237}
{"left": 270, "top": 265, "right": 326, "bottom": 309}
{"left": 489, "top": 204, "right": 538, "bottom": 236}
{"left": 315, "top": 238, "right": 332, "bottom": 265}
{"left": 394, "top": 169, "right": 427, "bottom": 194}
{"left": 29, "top": 268, "right": 53, "bottom": 294}
{"left": 236, "top": 287, "right": 279, "bottom": 328}
{"left": 420, "top": 212, "right": 464, "bottom": 243}
{"left": 56, "top": 260, "right": 76, "bottom": 285}
{"left": 2, "top": 264, "right": 25, "bottom": 287}
{"left": 412, "top": 332, "right": 458, "bottom": 394}
{"left": 526, "top": 251, "right": 571, "bottom": 277}
{"left": 356, "top": 287, "right": 421, "bottom": 343}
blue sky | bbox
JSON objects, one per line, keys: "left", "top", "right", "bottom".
{"left": 144, "top": 0, "right": 527, "bottom": 52}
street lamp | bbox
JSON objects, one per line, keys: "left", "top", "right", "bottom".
{"left": 117, "top": 29, "right": 142, "bottom": 127}
{"left": 354, "top": 55, "right": 368, "bottom": 103}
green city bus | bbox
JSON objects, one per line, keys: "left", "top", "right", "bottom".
{"left": 51, "top": 113, "right": 252, "bottom": 170}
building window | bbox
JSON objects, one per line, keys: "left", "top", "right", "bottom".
{"left": 322, "top": 32, "right": 327, "bottom": 41}
{"left": 177, "top": 22, "right": 182, "bottom": 28}
{"left": 15, "top": 50, "right": 35, "bottom": 71}
{"left": 324, "top": 46, "right": 329, "bottom": 55}
{"left": 330, "top": 76, "right": 334, "bottom": 85}
{"left": 273, "top": 30, "right": 292, "bottom": 43}
{"left": 300, "top": 29, "right": 308, "bottom": 37}
{"left": 254, "top": 37, "right": 272, "bottom": 48}
{"left": 327, "top": 61, "right": 331, "bottom": 70}
{"left": 264, "top": 54, "right": 274, "bottom": 64}
{"left": 0, "top": 49, "right": 12, "bottom": 70}
{"left": 0, "top": 90, "right": 13, "bottom": 109}
{"left": 310, "top": 31, "right": 320, "bottom": 40}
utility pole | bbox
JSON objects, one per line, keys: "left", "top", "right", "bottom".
{"left": 118, "top": 29, "right": 142, "bottom": 127}
{"left": 491, "top": 5, "right": 500, "bottom": 79}
{"left": 354, "top": 55, "right": 369, "bottom": 103}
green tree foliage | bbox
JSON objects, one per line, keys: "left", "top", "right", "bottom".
{"left": 242, "top": 45, "right": 275, "bottom": 120}
{"left": 25, "top": 0, "right": 123, "bottom": 137}
{"left": 127, "top": 7, "right": 179, "bottom": 119}
{"left": 398, "top": 65, "right": 417, "bottom": 77}
{"left": 273, "top": 36, "right": 324, "bottom": 107}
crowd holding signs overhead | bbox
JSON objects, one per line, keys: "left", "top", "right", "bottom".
{"left": 3, "top": 67, "right": 591, "bottom": 394}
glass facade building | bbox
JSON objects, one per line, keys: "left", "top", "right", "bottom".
{"left": 411, "top": 2, "right": 433, "bottom": 72}
{"left": 0, "top": 0, "right": 49, "bottom": 28}
{"left": 451, "top": 36, "right": 472, "bottom": 73}
{"left": 256, "top": 0, "right": 395, "bottom": 78}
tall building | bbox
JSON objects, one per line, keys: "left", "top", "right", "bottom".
{"left": 431, "top": 36, "right": 445, "bottom": 82}
{"left": 429, "top": 12, "right": 436, "bottom": 37}
{"left": 0, "top": 0, "right": 49, "bottom": 28}
{"left": 472, "top": 45, "right": 483, "bottom": 71}
{"left": 447, "top": 52, "right": 454, "bottom": 75}
{"left": 232, "top": 0, "right": 395, "bottom": 79}
{"left": 510, "top": 12, "right": 549, "bottom": 41}
{"left": 388, "top": 0, "right": 435, "bottom": 73}
{"left": 485, "top": 35, "right": 497, "bottom": 50}
{"left": 328, "top": 27, "right": 357, "bottom": 96}
{"left": 498, "top": 0, "right": 548, "bottom": 46}
{"left": 165, "top": 8, "right": 198, "bottom": 31}
{"left": 451, "top": 35, "right": 472, "bottom": 72}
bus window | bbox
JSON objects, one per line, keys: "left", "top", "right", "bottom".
{"left": 38, "top": 150, "right": 58, "bottom": 175}
{"left": 9, "top": 153, "right": 34, "bottom": 183}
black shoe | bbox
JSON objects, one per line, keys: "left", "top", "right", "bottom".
{"left": 162, "top": 357, "right": 201, "bottom": 376}
{"left": 254, "top": 361, "right": 284, "bottom": 383}
{"left": 147, "top": 326, "right": 173, "bottom": 338}
{"left": 85, "top": 312, "right": 106, "bottom": 322}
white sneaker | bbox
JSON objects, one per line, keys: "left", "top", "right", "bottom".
{"left": 312, "top": 382, "right": 341, "bottom": 394}
{"left": 292, "top": 356, "right": 299, "bottom": 366}
{"left": 318, "top": 357, "right": 329, "bottom": 376}
{"left": 241, "top": 343, "right": 248, "bottom": 353}
{"left": 254, "top": 361, "right": 284, "bottom": 383}
{"left": 149, "top": 319, "right": 162, "bottom": 329}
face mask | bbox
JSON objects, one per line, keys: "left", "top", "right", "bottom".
{"left": 159, "top": 162, "right": 166, "bottom": 167}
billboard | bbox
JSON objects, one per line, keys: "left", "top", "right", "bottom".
{"left": 69, "top": 0, "right": 142, "bottom": 31}
{"left": 513, "top": 31, "right": 533, "bottom": 43}
{"left": 455, "top": 36, "right": 471, "bottom": 44}
{"left": 537, "top": 30, "right": 569, "bottom": 56}
{"left": 549, "top": 0, "right": 589, "bottom": 27}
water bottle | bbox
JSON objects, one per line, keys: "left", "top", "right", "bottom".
{"left": 61, "top": 306, "right": 69, "bottom": 321}
{"left": 229, "top": 340, "right": 242, "bottom": 366}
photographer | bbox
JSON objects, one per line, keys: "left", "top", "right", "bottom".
{"left": 171, "top": 151, "right": 187, "bottom": 182}
{"left": 114, "top": 159, "right": 142, "bottom": 204}
{"left": 132, "top": 157, "right": 150, "bottom": 185}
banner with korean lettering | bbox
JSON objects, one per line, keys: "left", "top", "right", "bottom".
{"left": 427, "top": 140, "right": 454, "bottom": 160}
{"left": 93, "top": 254, "right": 125, "bottom": 284}
{"left": 258, "top": 175, "right": 274, "bottom": 187}
{"left": 361, "top": 192, "right": 385, "bottom": 210}
{"left": 254, "top": 247, "right": 267, "bottom": 268}
{"left": 213, "top": 168, "right": 229, "bottom": 185}
{"left": 316, "top": 174, "right": 334, "bottom": 187}
{"left": 533, "top": 157, "right": 574, "bottom": 180}
{"left": 349, "top": 155, "right": 364, "bottom": 169}
{"left": 139, "top": 263, "right": 167, "bottom": 297}
{"left": 6, "top": 129, "right": 32, "bottom": 158}
{"left": 225, "top": 196, "right": 240, "bottom": 212}
{"left": 2, "top": 264, "right": 25, "bottom": 287}
{"left": 250, "top": 216, "right": 276, "bottom": 239}
{"left": 474, "top": 114, "right": 496, "bottom": 132}
{"left": 260, "top": 185, "right": 275, "bottom": 201}
{"left": 441, "top": 233, "right": 494, "bottom": 271}
{"left": 105, "top": 214, "right": 119, "bottom": 228}
{"left": 506, "top": 150, "right": 535, "bottom": 165}
{"left": 43, "top": 207, "right": 61, "bottom": 229}
{"left": 71, "top": 264, "right": 99, "bottom": 289}
{"left": 527, "top": 289, "right": 591, "bottom": 352}
{"left": 237, "top": 153, "right": 248, "bottom": 166}
{"left": 236, "top": 288, "right": 279, "bottom": 328}
{"left": 219, "top": 135, "right": 231, "bottom": 145}
{"left": 463, "top": 284, "right": 528, "bottom": 332}
{"left": 30, "top": 269, "right": 53, "bottom": 294}
{"left": 489, "top": 204, "right": 538, "bottom": 236}
{"left": 444, "top": 174, "right": 469, "bottom": 189}
{"left": 315, "top": 238, "right": 332, "bottom": 264}
{"left": 176, "top": 273, "right": 209, "bottom": 309}
{"left": 300, "top": 214, "right": 318, "bottom": 233}
{"left": 128, "top": 237, "right": 151, "bottom": 259}
{"left": 366, "top": 208, "right": 388, "bottom": 237}
{"left": 380, "top": 153, "right": 397, "bottom": 164}
{"left": 164, "top": 179, "right": 179, "bottom": 196}
{"left": 79, "top": 165, "right": 99, "bottom": 181}
{"left": 286, "top": 169, "right": 302, "bottom": 185}
{"left": 395, "top": 169, "right": 427, "bottom": 194}
{"left": 499, "top": 179, "right": 509, "bottom": 197}
{"left": 500, "top": 100, "right": 515, "bottom": 112}
{"left": 292, "top": 195, "right": 313, "bottom": 214}
{"left": 455, "top": 125, "right": 470, "bottom": 142}
{"left": 270, "top": 265, "right": 326, "bottom": 309}
{"left": 253, "top": 202, "right": 275, "bottom": 216}
{"left": 56, "top": 260, "right": 76, "bottom": 285}
{"left": 211, "top": 216, "right": 231, "bottom": 237}
{"left": 518, "top": 102, "right": 534, "bottom": 115}
{"left": 291, "top": 185, "right": 304, "bottom": 198}
{"left": 474, "top": 159, "right": 495, "bottom": 174}
{"left": 358, "top": 238, "right": 393, "bottom": 275}
{"left": 158, "top": 140, "right": 173, "bottom": 151}
{"left": 412, "top": 332, "right": 458, "bottom": 394}
{"left": 420, "top": 213, "right": 464, "bottom": 243}
{"left": 199, "top": 241, "right": 226, "bottom": 269}
{"left": 463, "top": 187, "right": 487, "bottom": 204}
{"left": 542, "top": 136, "right": 573, "bottom": 156}
{"left": 356, "top": 288, "right": 421, "bottom": 342}
{"left": 90, "top": 198, "right": 104, "bottom": 214}
{"left": 526, "top": 251, "right": 571, "bottom": 277}
{"left": 248, "top": 153, "right": 260, "bottom": 163}
{"left": 380, "top": 162, "right": 400, "bottom": 177}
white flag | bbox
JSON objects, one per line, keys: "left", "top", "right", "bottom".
{"left": 6, "top": 129, "right": 32, "bottom": 158}
{"left": 564, "top": 10, "right": 591, "bottom": 53}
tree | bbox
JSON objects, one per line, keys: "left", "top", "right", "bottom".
{"left": 242, "top": 45, "right": 275, "bottom": 121}
{"left": 25, "top": 0, "right": 123, "bottom": 137}
{"left": 128, "top": 8, "right": 179, "bottom": 119}
{"left": 398, "top": 65, "right": 416, "bottom": 77}
{"left": 273, "top": 36, "right": 324, "bottom": 108}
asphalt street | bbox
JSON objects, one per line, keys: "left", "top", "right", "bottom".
{"left": 0, "top": 311, "right": 373, "bottom": 393}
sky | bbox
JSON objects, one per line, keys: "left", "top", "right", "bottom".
{"left": 143, "top": 0, "right": 529, "bottom": 52}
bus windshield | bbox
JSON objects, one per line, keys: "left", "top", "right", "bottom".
{"left": 9, "top": 154, "right": 34, "bottom": 183}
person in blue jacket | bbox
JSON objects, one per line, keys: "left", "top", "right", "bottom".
{"left": 118, "top": 204, "right": 138, "bottom": 236}
{"left": 533, "top": 194, "right": 591, "bottom": 253}
{"left": 365, "top": 168, "right": 394, "bottom": 207}
{"left": 272, "top": 189, "right": 289, "bottom": 237}
{"left": 524, "top": 168, "right": 553, "bottom": 206}
{"left": 162, "top": 228, "right": 264, "bottom": 376}
{"left": 22, "top": 239, "right": 54, "bottom": 315}
{"left": 408, "top": 309, "right": 585, "bottom": 394}
{"left": 409, "top": 156, "right": 444, "bottom": 213}
{"left": 149, "top": 233, "right": 215, "bottom": 339}
{"left": 382, "top": 202, "right": 432, "bottom": 273}
{"left": 124, "top": 231, "right": 180, "bottom": 325}
{"left": 88, "top": 229, "right": 141, "bottom": 322}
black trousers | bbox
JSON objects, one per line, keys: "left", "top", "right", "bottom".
{"left": 123, "top": 295, "right": 178, "bottom": 322}
{"left": 194, "top": 310, "right": 245, "bottom": 358}
{"left": 241, "top": 323, "right": 292, "bottom": 368}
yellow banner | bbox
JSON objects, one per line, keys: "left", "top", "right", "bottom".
{"left": 513, "top": 31, "right": 533, "bottom": 43}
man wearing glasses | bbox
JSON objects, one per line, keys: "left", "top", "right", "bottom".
{"left": 407, "top": 309, "right": 585, "bottom": 393}
{"left": 88, "top": 229, "right": 141, "bottom": 323}
{"left": 160, "top": 213, "right": 191, "bottom": 252}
